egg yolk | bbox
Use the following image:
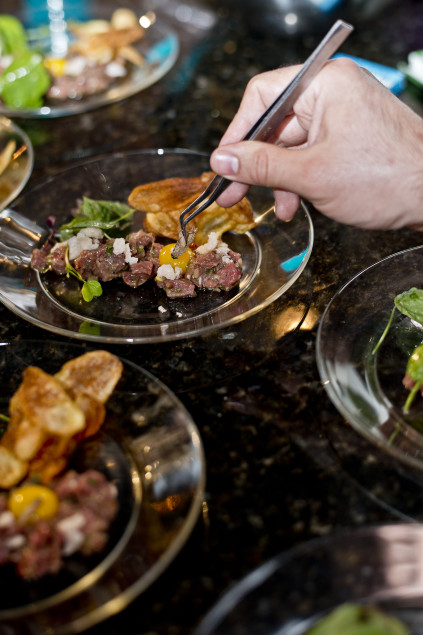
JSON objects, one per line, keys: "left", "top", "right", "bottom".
{"left": 159, "top": 243, "right": 193, "bottom": 273}
{"left": 9, "top": 484, "right": 59, "bottom": 523}
{"left": 44, "top": 58, "right": 66, "bottom": 77}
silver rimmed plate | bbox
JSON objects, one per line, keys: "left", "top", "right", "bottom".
{"left": 317, "top": 245, "right": 423, "bottom": 474}
{"left": 194, "top": 524, "right": 423, "bottom": 634}
{"left": 0, "top": 149, "right": 314, "bottom": 344}
{"left": 0, "top": 339, "right": 205, "bottom": 634}
{"left": 0, "top": 116, "right": 33, "bottom": 211}
{"left": 0, "top": 18, "right": 178, "bottom": 119}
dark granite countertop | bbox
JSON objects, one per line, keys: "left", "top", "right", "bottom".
{"left": 2, "top": 0, "right": 423, "bottom": 633}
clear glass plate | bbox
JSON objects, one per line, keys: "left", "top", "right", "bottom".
{"left": 0, "top": 19, "right": 179, "bottom": 119}
{"left": 0, "top": 116, "right": 33, "bottom": 211}
{"left": 194, "top": 524, "right": 423, "bottom": 634}
{"left": 0, "top": 339, "right": 205, "bottom": 634}
{"left": 316, "top": 245, "right": 423, "bottom": 474}
{"left": 0, "top": 149, "right": 314, "bottom": 344}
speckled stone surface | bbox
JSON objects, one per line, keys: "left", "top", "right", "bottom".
{"left": 2, "top": 1, "right": 423, "bottom": 633}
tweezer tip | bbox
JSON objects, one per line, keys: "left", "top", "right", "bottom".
{"left": 171, "top": 229, "right": 196, "bottom": 259}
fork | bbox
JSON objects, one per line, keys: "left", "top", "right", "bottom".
{"left": 171, "top": 18, "right": 353, "bottom": 258}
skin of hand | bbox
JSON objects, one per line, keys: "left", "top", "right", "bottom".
{"left": 210, "top": 57, "right": 423, "bottom": 231}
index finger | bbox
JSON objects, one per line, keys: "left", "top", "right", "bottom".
{"left": 218, "top": 65, "right": 303, "bottom": 147}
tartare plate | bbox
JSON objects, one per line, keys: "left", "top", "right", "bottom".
{"left": 0, "top": 16, "right": 178, "bottom": 119}
{"left": 0, "top": 116, "right": 33, "bottom": 211}
{"left": 194, "top": 524, "right": 423, "bottom": 634}
{"left": 316, "top": 245, "right": 423, "bottom": 474}
{"left": 0, "top": 339, "right": 205, "bottom": 634}
{"left": 0, "top": 149, "right": 313, "bottom": 344}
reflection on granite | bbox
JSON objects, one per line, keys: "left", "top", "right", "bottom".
{"left": 2, "top": 0, "right": 423, "bottom": 633}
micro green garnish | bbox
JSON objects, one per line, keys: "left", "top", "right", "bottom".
{"left": 404, "top": 343, "right": 423, "bottom": 414}
{"left": 59, "top": 197, "right": 136, "bottom": 241}
{"left": 373, "top": 287, "right": 423, "bottom": 413}
{"left": 0, "top": 413, "right": 10, "bottom": 422}
{"left": 64, "top": 247, "right": 102, "bottom": 303}
{"left": 373, "top": 288, "right": 423, "bottom": 354}
{"left": 372, "top": 306, "right": 396, "bottom": 354}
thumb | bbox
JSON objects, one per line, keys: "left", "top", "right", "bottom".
{"left": 210, "top": 140, "right": 310, "bottom": 197}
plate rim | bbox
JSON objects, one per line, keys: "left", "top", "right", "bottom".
{"left": 316, "top": 243, "right": 423, "bottom": 473}
{"left": 0, "top": 116, "right": 34, "bottom": 211}
{"left": 194, "top": 523, "right": 423, "bottom": 635}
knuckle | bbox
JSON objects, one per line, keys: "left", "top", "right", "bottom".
{"left": 251, "top": 148, "right": 272, "bottom": 185}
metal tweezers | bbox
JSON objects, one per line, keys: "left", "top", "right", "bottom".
{"left": 171, "top": 18, "right": 353, "bottom": 258}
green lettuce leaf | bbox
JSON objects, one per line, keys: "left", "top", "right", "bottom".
{"left": 0, "top": 50, "right": 50, "bottom": 108}
{"left": 0, "top": 15, "right": 27, "bottom": 56}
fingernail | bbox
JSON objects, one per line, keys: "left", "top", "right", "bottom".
{"left": 212, "top": 152, "right": 239, "bottom": 175}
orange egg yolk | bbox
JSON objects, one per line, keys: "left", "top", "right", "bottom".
{"left": 159, "top": 244, "right": 193, "bottom": 273}
{"left": 9, "top": 484, "right": 59, "bottom": 523}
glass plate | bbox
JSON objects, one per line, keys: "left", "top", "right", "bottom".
{"left": 0, "top": 116, "right": 33, "bottom": 211}
{"left": 316, "top": 245, "right": 423, "bottom": 474}
{"left": 0, "top": 149, "right": 314, "bottom": 344}
{"left": 0, "top": 19, "right": 179, "bottom": 119}
{"left": 0, "top": 339, "right": 205, "bottom": 634}
{"left": 194, "top": 524, "right": 423, "bottom": 635}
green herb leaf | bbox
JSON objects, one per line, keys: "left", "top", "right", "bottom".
{"left": 0, "top": 50, "right": 50, "bottom": 108}
{"left": 78, "top": 321, "right": 101, "bottom": 335}
{"left": 306, "top": 602, "right": 410, "bottom": 635}
{"left": 394, "top": 287, "right": 423, "bottom": 323}
{"left": 80, "top": 197, "right": 133, "bottom": 221}
{"left": 0, "top": 15, "right": 28, "bottom": 56}
{"left": 373, "top": 287, "right": 423, "bottom": 355}
{"left": 59, "top": 197, "right": 136, "bottom": 241}
{"left": 406, "top": 343, "right": 423, "bottom": 384}
{"left": 82, "top": 279, "right": 102, "bottom": 302}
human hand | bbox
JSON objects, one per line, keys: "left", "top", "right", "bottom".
{"left": 210, "top": 58, "right": 423, "bottom": 230}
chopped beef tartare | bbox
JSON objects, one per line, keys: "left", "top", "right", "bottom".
{"left": 31, "top": 227, "right": 243, "bottom": 300}
{"left": 0, "top": 469, "right": 118, "bottom": 579}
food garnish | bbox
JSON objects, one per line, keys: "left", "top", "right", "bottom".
{"left": 0, "top": 350, "right": 122, "bottom": 579}
{"left": 306, "top": 602, "right": 409, "bottom": 634}
{"left": 58, "top": 196, "right": 136, "bottom": 241}
{"left": 373, "top": 287, "right": 423, "bottom": 413}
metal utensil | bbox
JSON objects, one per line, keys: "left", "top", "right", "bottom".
{"left": 171, "top": 18, "right": 353, "bottom": 258}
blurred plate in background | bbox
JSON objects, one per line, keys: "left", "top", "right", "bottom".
{"left": 0, "top": 116, "right": 33, "bottom": 211}
{"left": 194, "top": 524, "right": 423, "bottom": 634}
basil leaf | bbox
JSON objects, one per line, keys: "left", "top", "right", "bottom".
{"left": 59, "top": 218, "right": 124, "bottom": 241}
{"left": 80, "top": 197, "right": 133, "bottom": 221}
{"left": 394, "top": 287, "right": 423, "bottom": 324}
{"left": 59, "top": 198, "right": 135, "bottom": 240}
